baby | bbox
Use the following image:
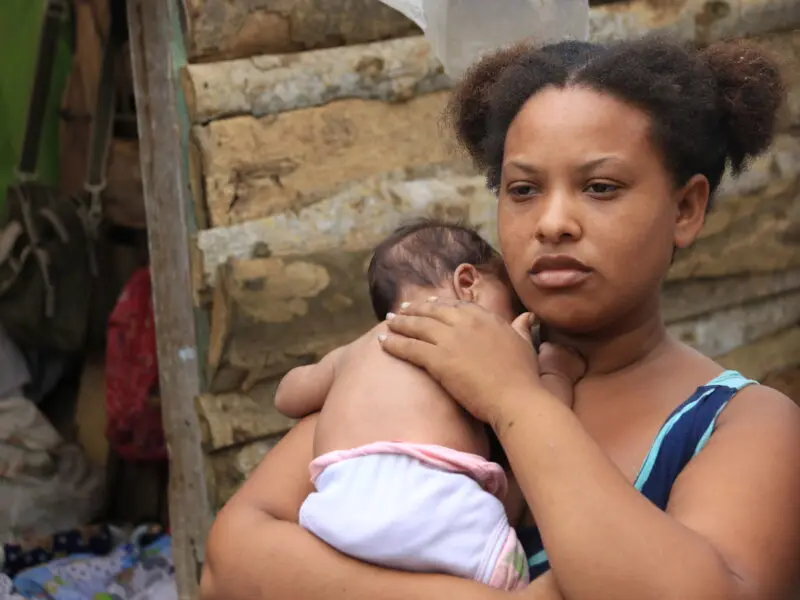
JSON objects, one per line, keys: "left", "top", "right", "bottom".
{"left": 275, "top": 220, "right": 584, "bottom": 590}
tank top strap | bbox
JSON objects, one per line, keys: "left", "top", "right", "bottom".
{"left": 518, "top": 369, "right": 757, "bottom": 581}
{"left": 633, "top": 370, "right": 757, "bottom": 509}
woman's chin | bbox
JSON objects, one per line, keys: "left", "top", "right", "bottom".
{"left": 527, "top": 303, "right": 609, "bottom": 336}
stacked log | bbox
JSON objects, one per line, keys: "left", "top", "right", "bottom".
{"left": 181, "top": 0, "right": 800, "bottom": 509}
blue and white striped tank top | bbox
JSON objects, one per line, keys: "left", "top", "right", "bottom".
{"left": 519, "top": 369, "right": 757, "bottom": 580}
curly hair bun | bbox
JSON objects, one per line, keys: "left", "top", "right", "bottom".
{"left": 702, "top": 40, "right": 785, "bottom": 174}
{"left": 447, "top": 43, "right": 531, "bottom": 168}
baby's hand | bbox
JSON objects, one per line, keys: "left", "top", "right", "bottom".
{"left": 539, "top": 342, "right": 586, "bottom": 386}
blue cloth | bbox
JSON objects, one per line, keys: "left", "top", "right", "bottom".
{"left": 5, "top": 527, "right": 174, "bottom": 600}
{"left": 519, "top": 370, "right": 756, "bottom": 580}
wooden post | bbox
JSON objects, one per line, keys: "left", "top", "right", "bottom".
{"left": 127, "top": 0, "right": 211, "bottom": 598}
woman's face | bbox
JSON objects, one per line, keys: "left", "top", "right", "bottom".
{"left": 497, "top": 86, "right": 705, "bottom": 334}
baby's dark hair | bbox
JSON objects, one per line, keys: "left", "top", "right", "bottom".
{"left": 367, "top": 219, "right": 509, "bottom": 320}
{"left": 448, "top": 36, "right": 785, "bottom": 208}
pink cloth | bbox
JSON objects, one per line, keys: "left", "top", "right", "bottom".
{"left": 309, "top": 441, "right": 508, "bottom": 499}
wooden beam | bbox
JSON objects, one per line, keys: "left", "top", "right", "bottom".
{"left": 182, "top": 36, "right": 448, "bottom": 124}
{"left": 190, "top": 90, "right": 462, "bottom": 228}
{"left": 183, "top": 0, "right": 419, "bottom": 63}
{"left": 127, "top": 1, "right": 211, "bottom": 598}
{"left": 180, "top": 0, "right": 800, "bottom": 94}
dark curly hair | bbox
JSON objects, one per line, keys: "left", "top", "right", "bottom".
{"left": 447, "top": 36, "right": 785, "bottom": 208}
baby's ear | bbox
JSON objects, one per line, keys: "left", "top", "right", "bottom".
{"left": 453, "top": 263, "right": 479, "bottom": 301}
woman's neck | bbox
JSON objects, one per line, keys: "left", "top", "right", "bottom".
{"left": 544, "top": 297, "right": 670, "bottom": 377}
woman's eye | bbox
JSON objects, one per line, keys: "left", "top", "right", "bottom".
{"left": 585, "top": 182, "right": 620, "bottom": 196}
{"left": 508, "top": 184, "right": 537, "bottom": 199}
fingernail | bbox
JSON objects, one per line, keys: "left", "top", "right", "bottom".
{"left": 386, "top": 312, "right": 396, "bottom": 320}
{"left": 377, "top": 333, "right": 388, "bottom": 342}
{"left": 427, "top": 296, "right": 439, "bottom": 302}
{"left": 400, "top": 302, "right": 410, "bottom": 310}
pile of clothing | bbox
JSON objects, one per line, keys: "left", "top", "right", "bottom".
{"left": 0, "top": 525, "right": 175, "bottom": 600}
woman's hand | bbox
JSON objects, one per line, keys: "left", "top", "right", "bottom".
{"left": 380, "top": 299, "right": 544, "bottom": 426}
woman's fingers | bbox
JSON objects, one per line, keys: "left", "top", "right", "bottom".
{"left": 396, "top": 297, "right": 466, "bottom": 325}
{"left": 378, "top": 331, "right": 438, "bottom": 371}
{"left": 384, "top": 313, "right": 449, "bottom": 345}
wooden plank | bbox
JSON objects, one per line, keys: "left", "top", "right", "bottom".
{"left": 196, "top": 380, "right": 295, "bottom": 453}
{"left": 182, "top": 36, "right": 447, "bottom": 124}
{"left": 589, "top": 0, "right": 800, "bottom": 45}
{"left": 667, "top": 289, "right": 800, "bottom": 358}
{"left": 183, "top": 0, "right": 419, "bottom": 63}
{"left": 182, "top": 8, "right": 800, "bottom": 126}
{"left": 127, "top": 1, "right": 211, "bottom": 598}
{"left": 717, "top": 326, "right": 800, "bottom": 381}
{"left": 180, "top": 0, "right": 800, "bottom": 70}
{"left": 191, "top": 91, "right": 462, "bottom": 228}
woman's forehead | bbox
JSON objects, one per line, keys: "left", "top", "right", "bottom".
{"left": 504, "top": 86, "right": 656, "bottom": 166}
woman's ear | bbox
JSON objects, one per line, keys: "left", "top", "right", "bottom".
{"left": 674, "top": 174, "right": 709, "bottom": 249}
{"left": 453, "top": 263, "right": 480, "bottom": 302}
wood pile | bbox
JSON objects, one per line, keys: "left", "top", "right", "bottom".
{"left": 175, "top": 0, "right": 800, "bottom": 509}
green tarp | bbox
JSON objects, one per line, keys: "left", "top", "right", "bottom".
{"left": 0, "top": 0, "right": 72, "bottom": 218}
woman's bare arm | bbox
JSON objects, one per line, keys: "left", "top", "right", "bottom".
{"left": 200, "top": 414, "right": 566, "bottom": 600}
{"left": 494, "top": 384, "right": 800, "bottom": 600}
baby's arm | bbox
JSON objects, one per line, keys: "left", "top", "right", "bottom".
{"left": 274, "top": 346, "right": 347, "bottom": 418}
{"left": 538, "top": 343, "right": 586, "bottom": 408}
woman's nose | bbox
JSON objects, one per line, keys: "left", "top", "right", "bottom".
{"left": 534, "top": 192, "right": 582, "bottom": 244}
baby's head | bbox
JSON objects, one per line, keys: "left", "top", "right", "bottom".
{"left": 367, "top": 219, "right": 523, "bottom": 322}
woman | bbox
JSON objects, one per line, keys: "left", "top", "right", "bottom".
{"left": 200, "top": 36, "right": 800, "bottom": 600}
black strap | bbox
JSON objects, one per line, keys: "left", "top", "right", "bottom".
{"left": 85, "top": 25, "right": 120, "bottom": 191}
{"left": 17, "top": 0, "right": 69, "bottom": 177}
{"left": 82, "top": 2, "right": 127, "bottom": 234}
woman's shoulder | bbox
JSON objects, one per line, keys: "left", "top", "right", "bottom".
{"left": 668, "top": 343, "right": 800, "bottom": 447}
{"left": 717, "top": 376, "right": 800, "bottom": 433}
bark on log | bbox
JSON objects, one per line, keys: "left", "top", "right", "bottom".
{"left": 207, "top": 248, "right": 379, "bottom": 389}
{"left": 717, "top": 326, "right": 800, "bottom": 381}
{"left": 183, "top": 37, "right": 448, "bottom": 124}
{"left": 196, "top": 380, "right": 295, "bottom": 452}
{"left": 183, "top": 0, "right": 420, "bottom": 63}
{"left": 589, "top": 0, "right": 800, "bottom": 46}
{"left": 182, "top": 13, "right": 800, "bottom": 126}
{"left": 667, "top": 289, "right": 800, "bottom": 358}
{"left": 661, "top": 269, "right": 800, "bottom": 324}
{"left": 191, "top": 91, "right": 467, "bottom": 228}
{"left": 196, "top": 165, "right": 495, "bottom": 289}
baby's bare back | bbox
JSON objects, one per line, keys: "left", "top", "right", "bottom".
{"left": 313, "top": 324, "right": 489, "bottom": 459}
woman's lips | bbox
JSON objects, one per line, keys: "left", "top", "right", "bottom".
{"left": 529, "top": 269, "right": 591, "bottom": 289}
{"left": 529, "top": 254, "right": 592, "bottom": 289}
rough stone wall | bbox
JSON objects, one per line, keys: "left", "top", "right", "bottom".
{"left": 181, "top": 0, "right": 800, "bottom": 510}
